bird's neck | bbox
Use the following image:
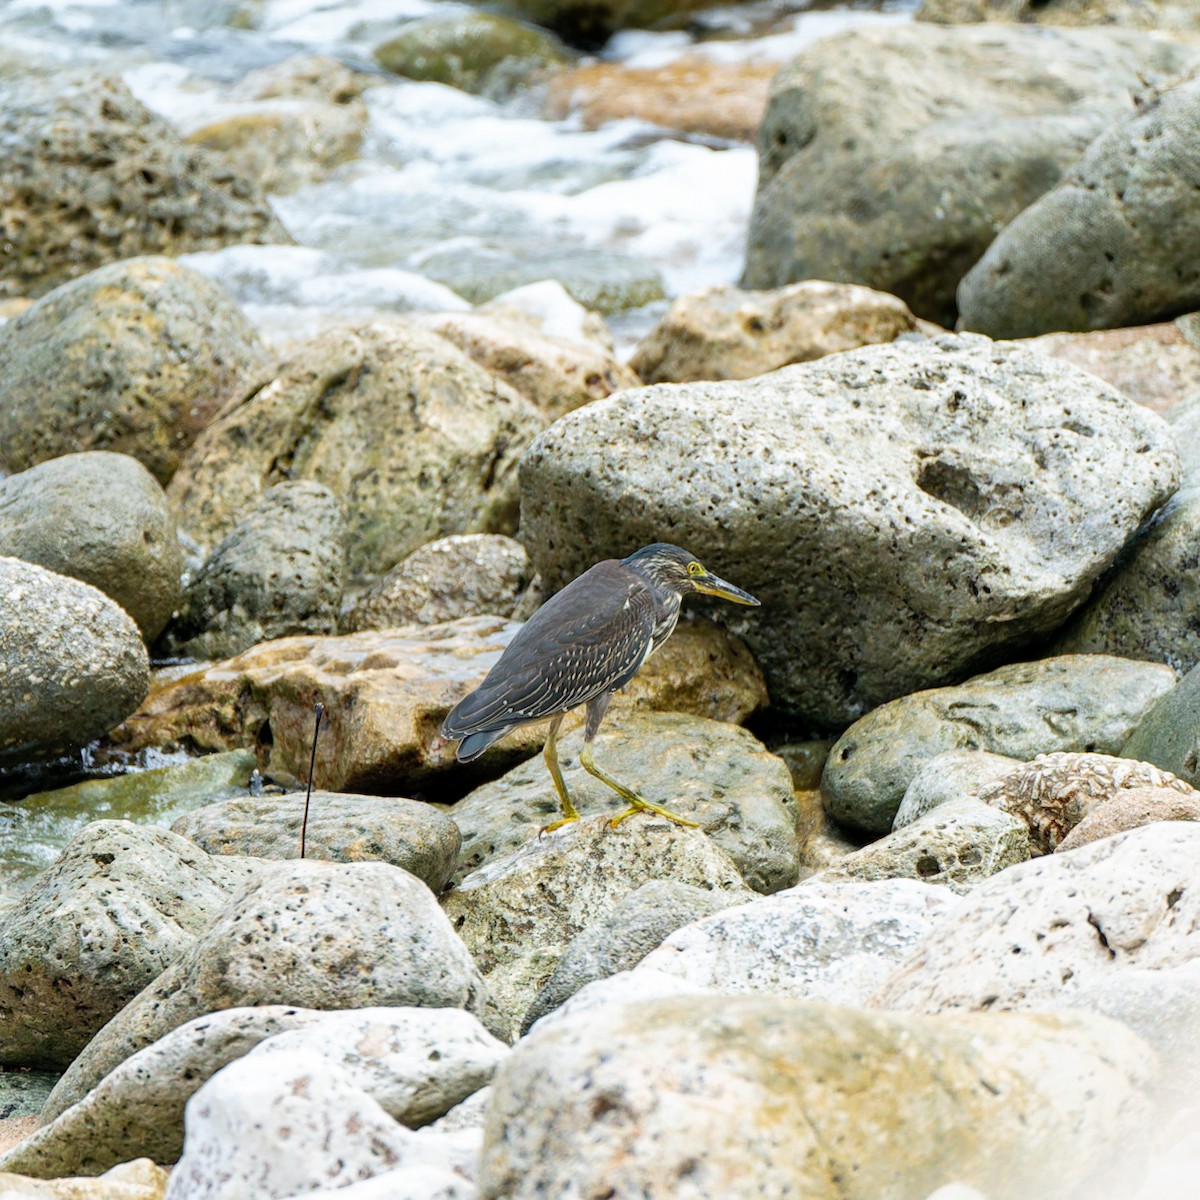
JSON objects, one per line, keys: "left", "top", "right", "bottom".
{"left": 649, "top": 587, "right": 682, "bottom": 655}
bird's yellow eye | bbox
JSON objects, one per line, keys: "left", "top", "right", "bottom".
{"left": 687, "top": 561, "right": 704, "bottom": 576}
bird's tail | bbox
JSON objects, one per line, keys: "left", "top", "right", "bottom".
{"left": 452, "top": 726, "right": 511, "bottom": 763}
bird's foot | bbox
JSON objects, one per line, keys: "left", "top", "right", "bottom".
{"left": 607, "top": 798, "right": 700, "bottom": 831}
{"left": 539, "top": 813, "right": 581, "bottom": 837}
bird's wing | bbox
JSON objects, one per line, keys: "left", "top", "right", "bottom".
{"left": 442, "top": 561, "right": 656, "bottom": 737}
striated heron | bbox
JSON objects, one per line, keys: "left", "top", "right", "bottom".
{"left": 441, "top": 543, "right": 760, "bottom": 831}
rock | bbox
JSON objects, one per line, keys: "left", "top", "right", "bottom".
{"left": 479, "top": 281, "right": 614, "bottom": 353}
{"left": 172, "top": 792, "right": 461, "bottom": 892}
{"left": 111, "top": 616, "right": 766, "bottom": 795}
{"left": 1168, "top": 386, "right": 1200, "bottom": 479}
{"left": 42, "top": 860, "right": 506, "bottom": 1123}
{"left": 0, "top": 258, "right": 272, "bottom": 485}
{"left": 917, "top": 0, "right": 1200, "bottom": 33}
{"left": 520, "top": 880, "right": 746, "bottom": 1033}
{"left": 629, "top": 281, "right": 917, "bottom": 384}
{"left": 796, "top": 822, "right": 861, "bottom": 878}
{"left": 1122, "top": 660, "right": 1200, "bottom": 786}
{"left": 636, "top": 878, "right": 958, "bottom": 1003}
{"left": 1056, "top": 786, "right": 1200, "bottom": 852}
{"left": 0, "top": 452, "right": 182, "bottom": 642}
{"left": 771, "top": 739, "right": 832, "bottom": 792}
{"left": 0, "top": 1074, "right": 56, "bottom": 1120}
{"left": 341, "top": 535, "right": 530, "bottom": 632}
{"left": 822, "top": 655, "right": 1176, "bottom": 834}
{"left": 0, "top": 71, "right": 287, "bottom": 302}
{"left": 545, "top": 58, "right": 775, "bottom": 142}
{"left": 0, "top": 559, "right": 150, "bottom": 768}
{"left": 528, "top": 968, "right": 709, "bottom": 1035}
{"left": 813, "top": 799, "right": 1029, "bottom": 893}
{"left": 448, "top": 710, "right": 797, "bottom": 892}
{"left": 477, "top": 995, "right": 1152, "bottom": 1200}
{"left": 0, "top": 821, "right": 260, "bottom": 1070}
{"left": 495, "top": 0, "right": 733, "bottom": 45}
{"left": 894, "top": 749, "right": 1022, "bottom": 828}
{"left": 167, "top": 320, "right": 545, "bottom": 579}
{"left": 519, "top": 335, "right": 1181, "bottom": 724}
{"left": 959, "top": 72, "right": 1200, "bottom": 338}
{"left": 442, "top": 817, "right": 751, "bottom": 1034}
{"left": 418, "top": 311, "right": 638, "bottom": 422}
{"left": 0, "top": 1159, "right": 169, "bottom": 1199}
{"left": 162, "top": 481, "right": 344, "bottom": 660}
{"left": 975, "top": 751, "right": 1197, "bottom": 853}
{"left": 742, "top": 24, "right": 1197, "bottom": 324}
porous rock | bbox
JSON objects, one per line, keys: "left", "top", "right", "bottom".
{"left": 1056, "top": 786, "right": 1200, "bottom": 852}
{"left": 894, "top": 749, "right": 1022, "bottom": 828}
{"left": 520, "top": 336, "right": 1180, "bottom": 724}
{"left": 0, "top": 1159, "right": 169, "bottom": 1199}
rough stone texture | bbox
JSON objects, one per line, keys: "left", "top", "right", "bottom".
{"left": 0, "top": 1159, "right": 169, "bottom": 1199}
{"left": 167, "top": 320, "right": 545, "bottom": 579}
{"left": 960, "top": 73, "right": 1200, "bottom": 338}
{"left": 341, "top": 535, "right": 530, "bottom": 633}
{"left": 1056, "top": 787, "right": 1200, "bottom": 852}
{"left": 448, "top": 711, "right": 798, "bottom": 893}
{"left": 0, "top": 1073, "right": 56, "bottom": 1121}
{"left": 527, "top": 968, "right": 708, "bottom": 1036}
{"left": 478, "top": 996, "right": 1152, "bottom": 1200}
{"left": 0, "top": 559, "right": 150, "bottom": 768}
{"left": 637, "top": 879, "right": 958, "bottom": 1003}
{"left": 0, "top": 258, "right": 272, "bottom": 485}
{"left": 822, "top": 656, "right": 1176, "bottom": 834}
{"left": 110, "top": 616, "right": 766, "bottom": 795}
{"left": 894, "top": 749, "right": 1022, "bottom": 828}
{"left": 0, "top": 453, "right": 182, "bottom": 642}
{"left": 161, "top": 481, "right": 345, "bottom": 660}
{"left": 419, "top": 310, "right": 638, "bottom": 422}
{"left": 0, "top": 821, "right": 260, "bottom": 1070}
{"left": 442, "top": 817, "right": 751, "bottom": 1035}
{"left": 42, "top": 860, "right": 506, "bottom": 1123}
{"left": 520, "top": 881, "right": 747, "bottom": 1033}
{"left": 0, "top": 72, "right": 287, "bottom": 302}
{"left": 976, "top": 751, "right": 1197, "bottom": 853}
{"left": 171, "top": 792, "right": 461, "bottom": 892}
{"left": 742, "top": 24, "right": 1197, "bottom": 325}
{"left": 630, "top": 281, "right": 917, "bottom": 384}
{"left": 1122, "top": 660, "right": 1200, "bottom": 786}
{"left": 918, "top": 0, "right": 1200, "bottom": 35}
{"left": 519, "top": 336, "right": 1181, "bottom": 724}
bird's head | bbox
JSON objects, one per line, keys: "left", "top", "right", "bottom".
{"left": 623, "top": 543, "right": 760, "bottom": 606}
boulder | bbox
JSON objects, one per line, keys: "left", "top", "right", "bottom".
{"left": 0, "top": 1073, "right": 55, "bottom": 1120}
{"left": 0, "top": 1160, "right": 168, "bottom": 1200}
{"left": 172, "top": 792, "right": 461, "bottom": 892}
{"left": 520, "top": 336, "right": 1180, "bottom": 723}
{"left": 894, "top": 749, "right": 1022, "bottom": 828}
{"left": 1056, "top": 786, "right": 1200, "bottom": 852}
{"left": 478, "top": 996, "right": 1152, "bottom": 1200}
{"left": 341, "top": 535, "right": 530, "bottom": 632}
{"left": 0, "top": 72, "right": 287, "bottom": 302}
{"left": 0, "top": 821, "right": 260, "bottom": 1069}
{"left": 1122, "top": 660, "right": 1200, "bottom": 785}
{"left": 822, "top": 655, "right": 1176, "bottom": 833}
{"left": 917, "top": 0, "right": 1200, "bottom": 34}
{"left": 959, "top": 73, "right": 1200, "bottom": 338}
{"left": 448, "top": 711, "right": 798, "bottom": 892}
{"left": 629, "top": 281, "right": 917, "bottom": 384}
{"left": 0, "top": 559, "right": 149, "bottom": 768}
{"left": 167, "top": 320, "right": 545, "bottom": 579}
{"left": 161, "top": 481, "right": 344, "bottom": 660}
{"left": 42, "top": 860, "right": 506, "bottom": 1122}
{"left": 0, "top": 452, "right": 182, "bottom": 642}
{"left": 743, "top": 24, "right": 1197, "bottom": 324}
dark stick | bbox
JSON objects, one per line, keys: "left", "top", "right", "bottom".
{"left": 301, "top": 702, "right": 325, "bottom": 860}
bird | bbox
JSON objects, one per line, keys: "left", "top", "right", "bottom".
{"left": 440, "top": 543, "right": 760, "bottom": 832}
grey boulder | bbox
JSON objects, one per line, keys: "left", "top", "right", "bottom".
{"left": 1121, "top": 660, "right": 1200, "bottom": 786}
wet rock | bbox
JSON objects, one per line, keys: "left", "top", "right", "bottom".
{"left": 1122, "top": 660, "right": 1200, "bottom": 786}
{"left": 442, "top": 817, "right": 750, "bottom": 1034}
{"left": 167, "top": 320, "right": 544, "bottom": 579}
{"left": 0, "top": 559, "right": 149, "bottom": 768}
{"left": 630, "top": 281, "right": 917, "bottom": 384}
{"left": 520, "top": 336, "right": 1180, "bottom": 724}
{"left": 0, "top": 258, "right": 272, "bottom": 486}
{"left": 478, "top": 996, "right": 1151, "bottom": 1200}
{"left": 814, "top": 799, "right": 1029, "bottom": 894}
{"left": 1056, "top": 786, "right": 1200, "bottom": 852}
{"left": 111, "top": 616, "right": 766, "bottom": 794}
{"left": 894, "top": 749, "right": 1022, "bottom": 828}
{"left": 0, "top": 452, "right": 182, "bottom": 642}
{"left": 419, "top": 311, "right": 638, "bottom": 421}
{"left": 823, "top": 655, "right": 1176, "bottom": 834}
{"left": 545, "top": 58, "right": 775, "bottom": 142}
{"left": 0, "top": 821, "right": 260, "bottom": 1070}
{"left": 0, "top": 1159, "right": 169, "bottom": 1200}
{"left": 172, "top": 792, "right": 460, "bottom": 892}
{"left": 917, "top": 0, "right": 1200, "bottom": 33}
{"left": 0, "top": 71, "right": 287, "bottom": 302}
{"left": 162, "top": 481, "right": 344, "bottom": 660}
{"left": 960, "top": 73, "right": 1200, "bottom": 338}
{"left": 448, "top": 711, "right": 797, "bottom": 892}
{"left": 520, "top": 880, "right": 746, "bottom": 1033}
{"left": 637, "top": 878, "right": 957, "bottom": 1002}
{"left": 341, "top": 535, "right": 529, "bottom": 632}
{"left": 43, "top": 860, "right": 505, "bottom": 1122}
{"left": 743, "top": 24, "right": 1197, "bottom": 324}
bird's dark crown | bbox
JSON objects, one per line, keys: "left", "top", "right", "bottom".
{"left": 622, "top": 543, "right": 705, "bottom": 592}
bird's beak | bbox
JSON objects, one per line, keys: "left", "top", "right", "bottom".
{"left": 694, "top": 571, "right": 761, "bottom": 606}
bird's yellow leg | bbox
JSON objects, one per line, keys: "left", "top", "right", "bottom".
{"left": 578, "top": 744, "right": 700, "bottom": 830}
{"left": 540, "top": 717, "right": 580, "bottom": 835}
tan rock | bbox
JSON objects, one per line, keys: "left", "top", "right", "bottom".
{"left": 917, "top": 0, "right": 1200, "bottom": 32}
{"left": 1055, "top": 785, "right": 1200, "bottom": 852}
{"left": 0, "top": 1159, "right": 167, "bottom": 1199}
